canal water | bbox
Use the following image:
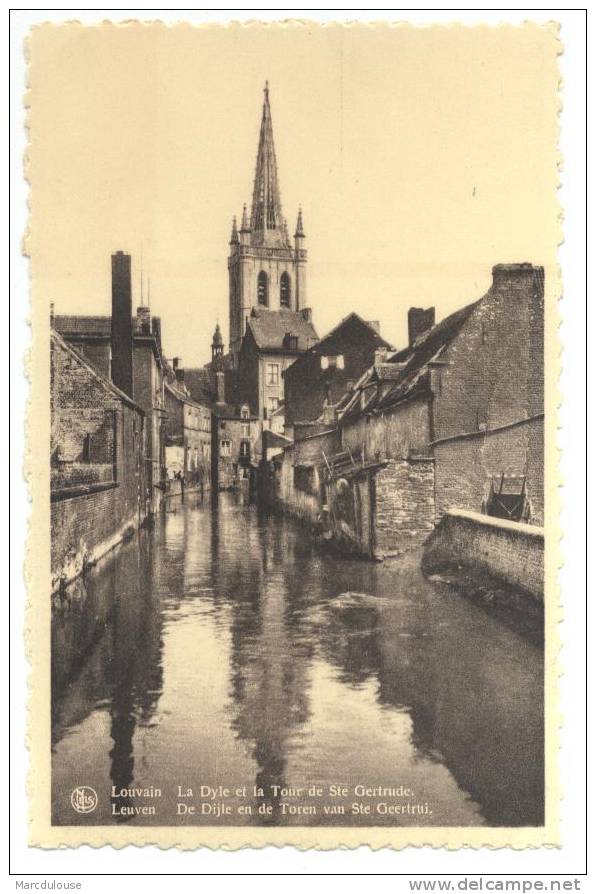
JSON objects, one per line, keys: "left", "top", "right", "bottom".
{"left": 52, "top": 492, "right": 544, "bottom": 828}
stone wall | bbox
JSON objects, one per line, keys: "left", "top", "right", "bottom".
{"left": 341, "top": 394, "right": 431, "bottom": 462}
{"left": 433, "top": 416, "right": 544, "bottom": 525}
{"left": 422, "top": 509, "right": 544, "bottom": 600}
{"left": 51, "top": 333, "right": 146, "bottom": 592}
{"left": 433, "top": 264, "right": 544, "bottom": 441}
{"left": 375, "top": 458, "right": 436, "bottom": 556}
{"left": 273, "top": 448, "right": 320, "bottom": 524}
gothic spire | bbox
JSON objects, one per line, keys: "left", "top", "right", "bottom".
{"left": 250, "top": 82, "right": 286, "bottom": 245}
{"left": 295, "top": 206, "right": 305, "bottom": 237}
{"left": 230, "top": 216, "right": 239, "bottom": 245}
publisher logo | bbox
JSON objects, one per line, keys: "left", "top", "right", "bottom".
{"left": 70, "top": 786, "right": 98, "bottom": 814}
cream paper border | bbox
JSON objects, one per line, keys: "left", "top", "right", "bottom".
{"left": 25, "top": 19, "right": 562, "bottom": 850}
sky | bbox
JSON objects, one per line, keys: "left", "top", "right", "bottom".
{"left": 28, "top": 22, "right": 560, "bottom": 366}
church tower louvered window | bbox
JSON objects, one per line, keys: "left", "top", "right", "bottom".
{"left": 280, "top": 272, "right": 291, "bottom": 308}
{"left": 257, "top": 271, "right": 269, "bottom": 306}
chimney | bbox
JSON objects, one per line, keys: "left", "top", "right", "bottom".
{"left": 173, "top": 357, "right": 179, "bottom": 370}
{"left": 136, "top": 305, "right": 151, "bottom": 334}
{"left": 175, "top": 366, "right": 185, "bottom": 384}
{"left": 215, "top": 370, "right": 226, "bottom": 404}
{"left": 111, "top": 251, "right": 134, "bottom": 399}
{"left": 492, "top": 262, "right": 540, "bottom": 289}
{"left": 408, "top": 307, "right": 435, "bottom": 347}
{"left": 300, "top": 307, "right": 312, "bottom": 322}
{"left": 152, "top": 316, "right": 162, "bottom": 347}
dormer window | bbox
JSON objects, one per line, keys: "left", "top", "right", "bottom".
{"left": 240, "top": 405, "right": 249, "bottom": 420}
{"left": 320, "top": 355, "right": 344, "bottom": 370}
{"left": 283, "top": 332, "right": 298, "bottom": 351}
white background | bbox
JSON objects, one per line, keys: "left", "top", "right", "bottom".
{"left": 7, "top": 6, "right": 588, "bottom": 884}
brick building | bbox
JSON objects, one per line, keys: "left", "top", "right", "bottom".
{"left": 163, "top": 358, "right": 211, "bottom": 491}
{"left": 282, "top": 312, "right": 393, "bottom": 434}
{"left": 262, "top": 263, "right": 544, "bottom": 559}
{"left": 238, "top": 306, "right": 319, "bottom": 430}
{"left": 54, "top": 251, "right": 167, "bottom": 513}
{"left": 185, "top": 327, "right": 260, "bottom": 492}
{"left": 50, "top": 330, "right": 146, "bottom": 591}
{"left": 211, "top": 401, "right": 260, "bottom": 492}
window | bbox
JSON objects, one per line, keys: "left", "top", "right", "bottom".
{"left": 220, "top": 439, "right": 231, "bottom": 456}
{"left": 257, "top": 271, "right": 269, "bottom": 306}
{"left": 280, "top": 272, "right": 291, "bottom": 308}
{"left": 242, "top": 423, "right": 250, "bottom": 437}
{"left": 268, "top": 396, "right": 279, "bottom": 415}
{"left": 240, "top": 440, "right": 250, "bottom": 459}
{"left": 82, "top": 433, "right": 92, "bottom": 462}
{"left": 294, "top": 464, "right": 316, "bottom": 494}
{"left": 320, "top": 355, "right": 344, "bottom": 370}
{"left": 240, "top": 405, "right": 249, "bottom": 420}
{"left": 267, "top": 363, "right": 279, "bottom": 385}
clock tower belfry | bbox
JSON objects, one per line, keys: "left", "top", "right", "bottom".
{"left": 228, "top": 83, "right": 308, "bottom": 359}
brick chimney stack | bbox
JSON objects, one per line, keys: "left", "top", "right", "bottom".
{"left": 215, "top": 371, "right": 226, "bottom": 404}
{"left": 492, "top": 262, "right": 543, "bottom": 291}
{"left": 408, "top": 307, "right": 435, "bottom": 347}
{"left": 111, "top": 251, "right": 134, "bottom": 399}
{"left": 174, "top": 358, "right": 185, "bottom": 384}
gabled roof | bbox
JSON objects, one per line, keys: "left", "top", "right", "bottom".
{"left": 340, "top": 299, "right": 480, "bottom": 421}
{"left": 54, "top": 314, "right": 112, "bottom": 337}
{"left": 53, "top": 312, "right": 164, "bottom": 363}
{"left": 246, "top": 308, "right": 319, "bottom": 352}
{"left": 301, "top": 312, "right": 393, "bottom": 356}
{"left": 212, "top": 402, "right": 258, "bottom": 421}
{"left": 184, "top": 368, "right": 214, "bottom": 404}
{"left": 51, "top": 329, "right": 144, "bottom": 414}
{"left": 264, "top": 431, "right": 292, "bottom": 449}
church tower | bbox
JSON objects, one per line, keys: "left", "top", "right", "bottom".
{"left": 228, "top": 82, "right": 308, "bottom": 358}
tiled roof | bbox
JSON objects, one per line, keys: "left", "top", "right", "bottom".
{"left": 340, "top": 299, "right": 480, "bottom": 420}
{"left": 264, "top": 431, "right": 292, "bottom": 449}
{"left": 54, "top": 314, "right": 111, "bottom": 336}
{"left": 246, "top": 308, "right": 318, "bottom": 352}
{"left": 50, "top": 329, "right": 144, "bottom": 413}
{"left": 300, "top": 313, "right": 393, "bottom": 356}
{"left": 373, "top": 362, "right": 404, "bottom": 381}
{"left": 53, "top": 313, "right": 163, "bottom": 340}
{"left": 212, "top": 402, "right": 258, "bottom": 420}
{"left": 378, "top": 300, "right": 480, "bottom": 409}
{"left": 184, "top": 368, "right": 214, "bottom": 404}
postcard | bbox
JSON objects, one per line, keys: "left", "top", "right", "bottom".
{"left": 25, "top": 19, "right": 561, "bottom": 849}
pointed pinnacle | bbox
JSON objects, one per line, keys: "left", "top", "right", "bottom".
{"left": 240, "top": 203, "right": 250, "bottom": 231}
{"left": 230, "top": 216, "right": 239, "bottom": 244}
{"left": 295, "top": 206, "right": 305, "bottom": 237}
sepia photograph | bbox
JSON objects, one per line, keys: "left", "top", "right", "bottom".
{"left": 22, "top": 18, "right": 564, "bottom": 851}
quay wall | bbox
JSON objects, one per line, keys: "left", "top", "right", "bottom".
{"left": 422, "top": 509, "right": 544, "bottom": 600}
{"left": 433, "top": 416, "right": 544, "bottom": 526}
{"left": 51, "top": 487, "right": 141, "bottom": 593}
{"left": 375, "top": 458, "right": 435, "bottom": 556}
{"left": 51, "top": 333, "right": 146, "bottom": 592}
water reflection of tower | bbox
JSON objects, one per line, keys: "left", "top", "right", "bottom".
{"left": 220, "top": 501, "right": 313, "bottom": 821}
{"left": 109, "top": 530, "right": 164, "bottom": 820}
